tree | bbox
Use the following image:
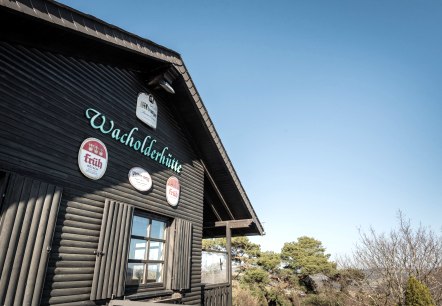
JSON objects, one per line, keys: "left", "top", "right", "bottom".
{"left": 202, "top": 237, "right": 226, "bottom": 251}
{"left": 230, "top": 236, "right": 261, "bottom": 263}
{"left": 203, "top": 237, "right": 260, "bottom": 262}
{"left": 404, "top": 276, "right": 435, "bottom": 306}
{"left": 281, "top": 236, "right": 337, "bottom": 276}
{"left": 257, "top": 251, "right": 281, "bottom": 274}
{"left": 202, "top": 237, "right": 261, "bottom": 277}
{"left": 352, "top": 211, "right": 442, "bottom": 305}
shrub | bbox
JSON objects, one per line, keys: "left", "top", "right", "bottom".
{"left": 404, "top": 276, "right": 435, "bottom": 306}
{"left": 242, "top": 268, "right": 270, "bottom": 286}
{"left": 301, "top": 293, "right": 343, "bottom": 306}
{"left": 266, "top": 287, "right": 292, "bottom": 306}
{"left": 232, "top": 283, "right": 263, "bottom": 306}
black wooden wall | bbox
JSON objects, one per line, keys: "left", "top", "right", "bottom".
{"left": 0, "top": 41, "right": 204, "bottom": 305}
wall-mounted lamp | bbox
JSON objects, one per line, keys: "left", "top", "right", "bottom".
{"left": 159, "top": 79, "right": 175, "bottom": 94}
{"left": 148, "top": 72, "right": 176, "bottom": 95}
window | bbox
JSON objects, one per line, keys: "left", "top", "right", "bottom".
{"left": 201, "top": 250, "right": 228, "bottom": 284}
{"left": 90, "top": 200, "right": 192, "bottom": 300}
{"left": 126, "top": 213, "right": 168, "bottom": 287}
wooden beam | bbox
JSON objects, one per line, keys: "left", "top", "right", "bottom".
{"left": 204, "top": 219, "right": 254, "bottom": 229}
{"left": 208, "top": 199, "right": 222, "bottom": 221}
{"left": 226, "top": 225, "right": 232, "bottom": 306}
{"left": 202, "top": 161, "right": 235, "bottom": 219}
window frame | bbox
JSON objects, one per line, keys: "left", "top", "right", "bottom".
{"left": 126, "top": 210, "right": 170, "bottom": 291}
{"left": 201, "top": 249, "right": 229, "bottom": 286}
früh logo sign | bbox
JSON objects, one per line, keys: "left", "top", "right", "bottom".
{"left": 78, "top": 138, "right": 108, "bottom": 180}
{"left": 166, "top": 176, "right": 180, "bottom": 207}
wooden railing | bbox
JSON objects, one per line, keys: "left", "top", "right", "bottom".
{"left": 201, "top": 284, "right": 232, "bottom": 306}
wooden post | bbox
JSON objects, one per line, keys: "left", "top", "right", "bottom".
{"left": 226, "top": 224, "right": 232, "bottom": 306}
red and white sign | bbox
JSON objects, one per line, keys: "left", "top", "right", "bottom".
{"left": 78, "top": 138, "right": 108, "bottom": 180}
{"left": 166, "top": 176, "right": 180, "bottom": 207}
{"left": 128, "top": 167, "right": 152, "bottom": 192}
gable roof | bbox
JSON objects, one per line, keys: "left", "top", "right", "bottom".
{"left": 0, "top": 0, "right": 264, "bottom": 236}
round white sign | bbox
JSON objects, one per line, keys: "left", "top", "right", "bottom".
{"left": 128, "top": 167, "right": 152, "bottom": 192}
{"left": 78, "top": 138, "right": 108, "bottom": 180}
{"left": 166, "top": 176, "right": 180, "bottom": 207}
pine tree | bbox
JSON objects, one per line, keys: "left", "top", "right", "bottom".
{"left": 281, "top": 236, "right": 336, "bottom": 276}
{"left": 404, "top": 276, "right": 435, "bottom": 306}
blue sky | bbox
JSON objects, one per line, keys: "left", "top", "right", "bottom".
{"left": 58, "top": 0, "right": 442, "bottom": 258}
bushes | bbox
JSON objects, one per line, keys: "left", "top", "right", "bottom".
{"left": 404, "top": 276, "right": 435, "bottom": 306}
{"left": 266, "top": 287, "right": 293, "bottom": 306}
{"left": 242, "top": 268, "right": 270, "bottom": 286}
{"left": 301, "top": 293, "right": 344, "bottom": 306}
{"left": 232, "top": 282, "right": 263, "bottom": 306}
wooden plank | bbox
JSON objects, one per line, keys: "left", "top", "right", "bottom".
{"left": 226, "top": 227, "right": 232, "bottom": 306}
{"left": 201, "top": 162, "right": 234, "bottom": 219}
{"left": 204, "top": 219, "right": 254, "bottom": 229}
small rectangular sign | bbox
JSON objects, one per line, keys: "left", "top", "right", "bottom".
{"left": 136, "top": 92, "right": 158, "bottom": 129}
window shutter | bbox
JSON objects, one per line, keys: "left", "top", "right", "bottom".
{"left": 0, "top": 174, "right": 62, "bottom": 306}
{"left": 170, "top": 218, "right": 193, "bottom": 291}
{"left": 91, "top": 199, "right": 133, "bottom": 300}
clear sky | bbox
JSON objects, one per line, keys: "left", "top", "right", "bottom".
{"left": 57, "top": 0, "right": 442, "bottom": 258}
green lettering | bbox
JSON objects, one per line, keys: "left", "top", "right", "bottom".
{"left": 85, "top": 108, "right": 114, "bottom": 134}
{"left": 159, "top": 147, "right": 168, "bottom": 164}
{"left": 173, "top": 160, "right": 180, "bottom": 172}
{"left": 166, "top": 154, "right": 172, "bottom": 167}
{"left": 120, "top": 133, "right": 128, "bottom": 143}
{"left": 134, "top": 140, "right": 141, "bottom": 150}
{"left": 125, "top": 127, "right": 138, "bottom": 147}
{"left": 140, "top": 136, "right": 151, "bottom": 153}
{"left": 111, "top": 128, "right": 121, "bottom": 140}
{"left": 150, "top": 149, "right": 157, "bottom": 159}
{"left": 155, "top": 151, "right": 162, "bottom": 161}
{"left": 144, "top": 139, "right": 156, "bottom": 156}
{"left": 85, "top": 107, "right": 182, "bottom": 174}
{"left": 170, "top": 159, "right": 177, "bottom": 170}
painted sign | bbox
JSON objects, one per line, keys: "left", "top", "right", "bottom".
{"left": 85, "top": 108, "right": 182, "bottom": 174}
{"left": 136, "top": 92, "right": 158, "bottom": 129}
{"left": 128, "top": 167, "right": 152, "bottom": 192}
{"left": 78, "top": 138, "right": 108, "bottom": 180}
{"left": 166, "top": 176, "right": 180, "bottom": 207}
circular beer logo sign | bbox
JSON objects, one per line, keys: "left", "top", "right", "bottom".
{"left": 166, "top": 176, "right": 180, "bottom": 207}
{"left": 78, "top": 138, "right": 108, "bottom": 180}
{"left": 128, "top": 167, "right": 152, "bottom": 192}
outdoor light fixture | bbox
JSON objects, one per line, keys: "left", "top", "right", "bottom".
{"left": 159, "top": 79, "right": 175, "bottom": 94}
{"left": 147, "top": 70, "right": 176, "bottom": 94}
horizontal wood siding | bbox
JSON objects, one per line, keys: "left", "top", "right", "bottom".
{"left": 0, "top": 41, "right": 203, "bottom": 305}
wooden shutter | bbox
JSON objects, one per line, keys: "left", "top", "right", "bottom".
{"left": 0, "top": 172, "right": 9, "bottom": 214}
{"left": 91, "top": 199, "right": 133, "bottom": 300}
{"left": 0, "top": 174, "right": 62, "bottom": 306}
{"left": 170, "top": 218, "right": 193, "bottom": 291}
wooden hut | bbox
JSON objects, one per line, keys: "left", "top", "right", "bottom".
{"left": 0, "top": 1, "right": 263, "bottom": 305}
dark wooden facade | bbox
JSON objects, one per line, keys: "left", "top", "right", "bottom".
{"left": 0, "top": 1, "right": 263, "bottom": 305}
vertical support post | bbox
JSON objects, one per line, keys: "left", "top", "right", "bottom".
{"left": 226, "top": 224, "right": 232, "bottom": 306}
